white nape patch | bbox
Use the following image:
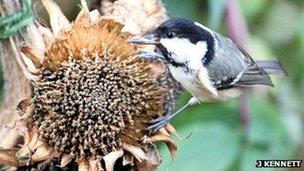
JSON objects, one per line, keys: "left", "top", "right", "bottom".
{"left": 194, "top": 22, "right": 214, "bottom": 35}
{"left": 194, "top": 22, "right": 219, "bottom": 50}
{"left": 160, "top": 37, "right": 218, "bottom": 101}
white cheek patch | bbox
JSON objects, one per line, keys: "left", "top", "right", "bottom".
{"left": 160, "top": 37, "right": 218, "bottom": 97}
{"left": 160, "top": 38, "right": 189, "bottom": 63}
{"left": 160, "top": 38, "right": 208, "bottom": 71}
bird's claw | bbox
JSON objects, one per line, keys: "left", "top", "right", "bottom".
{"left": 146, "top": 115, "right": 171, "bottom": 133}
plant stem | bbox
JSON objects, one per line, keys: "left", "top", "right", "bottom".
{"left": 0, "top": 0, "right": 31, "bottom": 135}
{"left": 225, "top": 0, "right": 250, "bottom": 129}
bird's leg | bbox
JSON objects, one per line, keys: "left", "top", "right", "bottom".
{"left": 147, "top": 97, "right": 199, "bottom": 133}
{"left": 137, "top": 50, "right": 165, "bottom": 61}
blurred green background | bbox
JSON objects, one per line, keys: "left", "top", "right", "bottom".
{"left": 1, "top": 0, "right": 303, "bottom": 171}
{"left": 157, "top": 0, "right": 304, "bottom": 171}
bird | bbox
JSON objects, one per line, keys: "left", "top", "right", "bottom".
{"left": 129, "top": 18, "right": 287, "bottom": 133}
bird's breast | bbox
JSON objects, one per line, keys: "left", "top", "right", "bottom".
{"left": 168, "top": 64, "right": 218, "bottom": 102}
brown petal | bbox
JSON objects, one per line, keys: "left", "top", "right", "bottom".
{"left": 12, "top": 117, "right": 30, "bottom": 135}
{"left": 20, "top": 44, "right": 43, "bottom": 68}
{"left": 122, "top": 152, "right": 134, "bottom": 166}
{"left": 16, "top": 99, "right": 32, "bottom": 116}
{"left": 0, "top": 129, "right": 22, "bottom": 149}
{"left": 31, "top": 144, "right": 55, "bottom": 162}
{"left": 26, "top": 130, "right": 42, "bottom": 149}
{"left": 80, "top": 0, "right": 89, "bottom": 12}
{"left": 103, "top": 149, "right": 123, "bottom": 171}
{"left": 74, "top": 0, "right": 91, "bottom": 26}
{"left": 12, "top": 99, "right": 33, "bottom": 133}
{"left": 142, "top": 0, "right": 159, "bottom": 14}
{"left": 60, "top": 154, "right": 73, "bottom": 167}
{"left": 41, "top": 0, "right": 70, "bottom": 36}
{"left": 150, "top": 133, "right": 177, "bottom": 158}
{"left": 78, "top": 159, "right": 90, "bottom": 171}
{"left": 101, "top": 0, "right": 168, "bottom": 35}
{"left": 122, "top": 144, "right": 146, "bottom": 163}
{"left": 36, "top": 23, "right": 55, "bottom": 48}
{"left": 0, "top": 149, "right": 20, "bottom": 167}
{"left": 165, "top": 124, "right": 193, "bottom": 140}
{"left": 89, "top": 159, "right": 104, "bottom": 171}
{"left": 16, "top": 131, "right": 45, "bottom": 164}
{"left": 89, "top": 10, "right": 100, "bottom": 23}
{"left": 26, "top": 24, "right": 46, "bottom": 54}
{"left": 74, "top": 11, "right": 91, "bottom": 26}
{"left": 136, "top": 145, "right": 161, "bottom": 171}
{"left": 157, "top": 127, "right": 170, "bottom": 137}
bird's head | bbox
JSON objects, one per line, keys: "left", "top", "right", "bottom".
{"left": 130, "top": 18, "right": 214, "bottom": 65}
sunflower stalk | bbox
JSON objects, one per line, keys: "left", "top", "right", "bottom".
{"left": 0, "top": 0, "right": 32, "bottom": 135}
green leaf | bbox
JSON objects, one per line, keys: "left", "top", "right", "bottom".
{"left": 171, "top": 91, "right": 240, "bottom": 129}
{"left": 239, "top": 0, "right": 266, "bottom": 20}
{"left": 240, "top": 97, "right": 297, "bottom": 171}
{"left": 247, "top": 97, "right": 292, "bottom": 145}
{"left": 163, "top": 0, "right": 198, "bottom": 19}
{"left": 158, "top": 122, "right": 240, "bottom": 171}
{"left": 249, "top": 36, "right": 274, "bottom": 61}
{"left": 208, "top": 0, "right": 226, "bottom": 29}
{"left": 258, "top": 1, "right": 299, "bottom": 45}
{"left": 298, "top": 10, "right": 304, "bottom": 51}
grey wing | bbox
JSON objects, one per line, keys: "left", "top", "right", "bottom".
{"left": 206, "top": 33, "right": 273, "bottom": 89}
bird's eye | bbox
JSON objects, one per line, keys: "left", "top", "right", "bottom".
{"left": 167, "top": 32, "right": 174, "bottom": 38}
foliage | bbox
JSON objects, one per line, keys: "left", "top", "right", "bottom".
{"left": 159, "top": 0, "right": 304, "bottom": 170}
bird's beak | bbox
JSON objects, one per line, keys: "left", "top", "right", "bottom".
{"left": 128, "top": 33, "right": 160, "bottom": 45}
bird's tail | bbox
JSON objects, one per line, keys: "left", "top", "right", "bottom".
{"left": 256, "top": 60, "right": 288, "bottom": 76}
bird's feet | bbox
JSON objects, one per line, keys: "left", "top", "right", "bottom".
{"left": 146, "top": 115, "right": 172, "bottom": 133}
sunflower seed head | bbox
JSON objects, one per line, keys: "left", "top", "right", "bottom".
{"left": 0, "top": 1, "right": 179, "bottom": 170}
{"left": 33, "top": 50, "right": 164, "bottom": 158}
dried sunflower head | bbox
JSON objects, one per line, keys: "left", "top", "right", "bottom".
{"left": 0, "top": 0, "right": 178, "bottom": 170}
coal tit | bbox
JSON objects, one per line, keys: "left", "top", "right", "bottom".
{"left": 130, "top": 18, "right": 287, "bottom": 132}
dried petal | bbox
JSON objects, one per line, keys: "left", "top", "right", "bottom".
{"left": 1, "top": 0, "right": 179, "bottom": 170}
{"left": 31, "top": 144, "right": 54, "bottom": 162}
{"left": 41, "top": 0, "right": 70, "bottom": 36}
{"left": 0, "top": 149, "right": 20, "bottom": 167}
{"left": 80, "top": 0, "right": 89, "bottom": 12}
{"left": 136, "top": 145, "right": 162, "bottom": 171}
{"left": 103, "top": 149, "right": 123, "bottom": 171}
{"left": 0, "top": 129, "right": 22, "bottom": 149}
{"left": 20, "top": 45, "right": 43, "bottom": 68}
{"left": 122, "top": 152, "right": 134, "bottom": 166}
{"left": 165, "top": 124, "right": 192, "bottom": 140}
{"left": 26, "top": 24, "right": 46, "bottom": 54}
{"left": 89, "top": 159, "right": 104, "bottom": 171}
{"left": 122, "top": 144, "right": 146, "bottom": 163}
{"left": 16, "top": 99, "right": 32, "bottom": 116}
{"left": 60, "top": 154, "right": 73, "bottom": 167}
{"left": 101, "top": 0, "right": 168, "bottom": 35}
{"left": 16, "top": 131, "right": 45, "bottom": 164}
{"left": 36, "top": 23, "right": 55, "bottom": 48}
{"left": 78, "top": 159, "right": 90, "bottom": 171}
{"left": 151, "top": 132, "right": 177, "bottom": 158}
